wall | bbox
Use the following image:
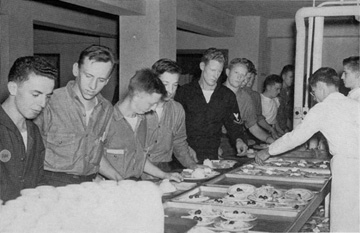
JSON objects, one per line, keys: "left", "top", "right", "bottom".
{"left": 267, "top": 18, "right": 359, "bottom": 75}
{"left": 177, "top": 16, "right": 263, "bottom": 91}
{"left": 0, "top": 0, "right": 118, "bottom": 103}
{"left": 34, "top": 29, "right": 118, "bottom": 102}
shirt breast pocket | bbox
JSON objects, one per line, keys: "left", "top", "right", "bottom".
{"left": 47, "top": 133, "right": 76, "bottom": 158}
{"left": 105, "top": 148, "right": 126, "bottom": 176}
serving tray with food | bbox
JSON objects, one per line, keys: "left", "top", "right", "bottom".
{"left": 229, "top": 163, "right": 331, "bottom": 184}
{"left": 203, "top": 159, "right": 237, "bottom": 169}
{"left": 171, "top": 185, "right": 314, "bottom": 217}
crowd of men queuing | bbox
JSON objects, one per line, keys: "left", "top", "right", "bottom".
{"left": 0, "top": 45, "right": 359, "bottom": 232}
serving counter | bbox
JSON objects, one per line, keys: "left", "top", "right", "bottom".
{"left": 163, "top": 150, "right": 331, "bottom": 232}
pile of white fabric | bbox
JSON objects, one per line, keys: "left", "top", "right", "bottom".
{"left": 0, "top": 180, "right": 164, "bottom": 233}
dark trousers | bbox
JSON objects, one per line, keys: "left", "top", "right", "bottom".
{"left": 42, "top": 170, "right": 97, "bottom": 187}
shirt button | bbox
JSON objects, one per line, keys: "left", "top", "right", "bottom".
{"left": 20, "top": 157, "right": 25, "bottom": 161}
{"left": 155, "top": 140, "right": 157, "bottom": 143}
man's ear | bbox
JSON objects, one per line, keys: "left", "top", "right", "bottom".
{"left": 7, "top": 81, "right": 18, "bottom": 96}
{"left": 72, "top": 63, "right": 79, "bottom": 77}
{"left": 200, "top": 62, "right": 205, "bottom": 71}
{"left": 226, "top": 68, "right": 230, "bottom": 77}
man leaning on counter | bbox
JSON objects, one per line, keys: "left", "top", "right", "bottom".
{"left": 34, "top": 45, "right": 118, "bottom": 186}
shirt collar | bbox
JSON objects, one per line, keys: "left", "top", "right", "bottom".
{"left": 65, "top": 80, "right": 107, "bottom": 110}
{"left": 322, "top": 92, "right": 345, "bottom": 103}
{"left": 113, "top": 103, "right": 145, "bottom": 122}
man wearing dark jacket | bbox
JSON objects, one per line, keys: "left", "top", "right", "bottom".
{"left": 0, "top": 56, "right": 57, "bottom": 202}
{"left": 175, "top": 48, "right": 247, "bottom": 163}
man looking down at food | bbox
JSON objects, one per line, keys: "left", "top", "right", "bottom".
{"left": 255, "top": 67, "right": 359, "bottom": 232}
{"left": 1, "top": 56, "right": 56, "bottom": 201}
{"left": 34, "top": 45, "right": 118, "bottom": 186}
{"left": 104, "top": 68, "right": 183, "bottom": 182}
{"left": 145, "top": 58, "right": 204, "bottom": 172}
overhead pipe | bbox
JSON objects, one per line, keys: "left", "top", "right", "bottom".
{"left": 293, "top": 5, "right": 360, "bottom": 127}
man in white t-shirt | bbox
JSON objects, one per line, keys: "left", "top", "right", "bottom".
{"left": 341, "top": 56, "right": 360, "bottom": 102}
{"left": 260, "top": 74, "right": 284, "bottom": 136}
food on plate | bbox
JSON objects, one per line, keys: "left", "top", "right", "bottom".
{"left": 188, "top": 207, "right": 221, "bottom": 217}
{"left": 213, "top": 220, "right": 254, "bottom": 231}
{"left": 248, "top": 185, "right": 283, "bottom": 202}
{"left": 285, "top": 188, "right": 315, "bottom": 201}
{"left": 227, "top": 184, "right": 256, "bottom": 200}
{"left": 158, "top": 179, "right": 177, "bottom": 194}
{"left": 221, "top": 210, "right": 257, "bottom": 221}
{"left": 181, "top": 167, "right": 219, "bottom": 179}
{"left": 203, "top": 159, "right": 236, "bottom": 169}
{"left": 176, "top": 193, "right": 210, "bottom": 203}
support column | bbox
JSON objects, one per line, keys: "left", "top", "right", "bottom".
{"left": 119, "top": 0, "right": 176, "bottom": 100}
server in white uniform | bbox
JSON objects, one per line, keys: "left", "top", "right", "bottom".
{"left": 255, "top": 67, "right": 359, "bottom": 232}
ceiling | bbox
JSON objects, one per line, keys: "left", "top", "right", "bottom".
{"left": 198, "top": 0, "right": 331, "bottom": 18}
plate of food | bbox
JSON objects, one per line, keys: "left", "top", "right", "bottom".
{"left": 205, "top": 198, "right": 239, "bottom": 206}
{"left": 176, "top": 194, "right": 210, "bottom": 203}
{"left": 158, "top": 179, "right": 177, "bottom": 195}
{"left": 211, "top": 220, "right": 255, "bottom": 232}
{"left": 227, "top": 184, "right": 256, "bottom": 200}
{"left": 188, "top": 207, "right": 221, "bottom": 218}
{"left": 181, "top": 168, "right": 220, "bottom": 181}
{"left": 253, "top": 144, "right": 269, "bottom": 150}
{"left": 181, "top": 215, "right": 215, "bottom": 226}
{"left": 285, "top": 188, "right": 315, "bottom": 201}
{"left": 221, "top": 210, "right": 257, "bottom": 221}
{"left": 248, "top": 185, "right": 283, "bottom": 203}
{"left": 203, "top": 159, "right": 237, "bottom": 169}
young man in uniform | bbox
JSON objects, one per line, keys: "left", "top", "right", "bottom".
{"left": 1, "top": 56, "right": 56, "bottom": 201}
{"left": 175, "top": 48, "right": 248, "bottom": 163}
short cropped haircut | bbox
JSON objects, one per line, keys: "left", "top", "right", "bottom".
{"left": 152, "top": 58, "right": 182, "bottom": 76}
{"left": 77, "top": 44, "right": 116, "bottom": 75}
{"left": 228, "top": 58, "right": 249, "bottom": 72}
{"left": 201, "top": 48, "right": 226, "bottom": 65}
{"left": 245, "top": 59, "right": 257, "bottom": 75}
{"left": 8, "top": 56, "right": 58, "bottom": 83}
{"left": 343, "top": 56, "right": 359, "bottom": 72}
{"left": 280, "top": 64, "right": 295, "bottom": 77}
{"left": 263, "top": 74, "right": 283, "bottom": 92}
{"left": 128, "top": 68, "right": 167, "bottom": 98}
{"left": 309, "top": 67, "right": 340, "bottom": 88}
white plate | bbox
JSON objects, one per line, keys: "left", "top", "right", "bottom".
{"left": 221, "top": 210, "right": 257, "bottom": 221}
{"left": 182, "top": 171, "right": 220, "bottom": 181}
{"left": 188, "top": 208, "right": 221, "bottom": 217}
{"left": 176, "top": 195, "right": 210, "bottom": 203}
{"left": 227, "top": 184, "right": 256, "bottom": 196}
{"left": 211, "top": 160, "right": 237, "bottom": 169}
{"left": 285, "top": 188, "right": 314, "bottom": 201}
{"left": 181, "top": 215, "right": 215, "bottom": 226}
{"left": 211, "top": 220, "right": 255, "bottom": 232}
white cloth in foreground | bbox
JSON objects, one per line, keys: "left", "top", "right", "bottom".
{"left": 0, "top": 180, "right": 164, "bottom": 233}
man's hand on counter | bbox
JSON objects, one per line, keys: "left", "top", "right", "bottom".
{"left": 255, "top": 148, "right": 271, "bottom": 165}
{"left": 164, "top": 172, "right": 184, "bottom": 182}
{"left": 236, "top": 138, "right": 248, "bottom": 156}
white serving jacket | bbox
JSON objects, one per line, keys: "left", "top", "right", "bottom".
{"left": 269, "top": 92, "right": 360, "bottom": 232}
